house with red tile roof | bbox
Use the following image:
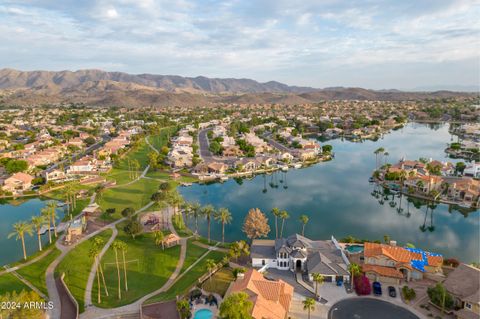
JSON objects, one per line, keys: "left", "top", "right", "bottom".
{"left": 225, "top": 269, "right": 293, "bottom": 319}
{"left": 363, "top": 242, "right": 443, "bottom": 285}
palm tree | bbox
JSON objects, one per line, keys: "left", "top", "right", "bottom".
{"left": 131, "top": 159, "right": 140, "bottom": 178}
{"left": 187, "top": 202, "right": 201, "bottom": 237}
{"left": 374, "top": 147, "right": 385, "bottom": 168}
{"left": 271, "top": 207, "right": 280, "bottom": 239}
{"left": 111, "top": 241, "right": 122, "bottom": 300}
{"left": 279, "top": 210, "right": 289, "bottom": 238}
{"left": 154, "top": 230, "right": 165, "bottom": 250}
{"left": 348, "top": 263, "right": 361, "bottom": 289}
{"left": 206, "top": 259, "right": 216, "bottom": 284}
{"left": 420, "top": 205, "right": 429, "bottom": 232}
{"left": 118, "top": 241, "right": 129, "bottom": 292}
{"left": 299, "top": 214, "right": 309, "bottom": 236}
{"left": 30, "top": 215, "right": 46, "bottom": 252}
{"left": 8, "top": 221, "right": 33, "bottom": 260}
{"left": 311, "top": 273, "right": 324, "bottom": 300}
{"left": 47, "top": 201, "right": 58, "bottom": 238}
{"left": 383, "top": 151, "right": 389, "bottom": 165}
{"left": 93, "top": 237, "right": 109, "bottom": 298}
{"left": 167, "top": 190, "right": 184, "bottom": 216}
{"left": 41, "top": 207, "right": 52, "bottom": 244}
{"left": 201, "top": 205, "right": 215, "bottom": 244}
{"left": 214, "top": 208, "right": 232, "bottom": 244}
{"left": 89, "top": 245, "right": 102, "bottom": 304}
{"left": 303, "top": 297, "right": 316, "bottom": 319}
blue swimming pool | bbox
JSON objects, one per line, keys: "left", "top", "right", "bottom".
{"left": 193, "top": 309, "right": 213, "bottom": 319}
{"left": 345, "top": 245, "right": 364, "bottom": 254}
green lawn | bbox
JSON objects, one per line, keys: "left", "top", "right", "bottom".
{"left": 148, "top": 127, "right": 177, "bottom": 151}
{"left": 97, "top": 178, "right": 160, "bottom": 216}
{"left": 146, "top": 250, "right": 227, "bottom": 303}
{"left": 201, "top": 267, "right": 235, "bottom": 297}
{"left": 0, "top": 272, "right": 31, "bottom": 295}
{"left": 17, "top": 248, "right": 61, "bottom": 296}
{"left": 55, "top": 229, "right": 113, "bottom": 313}
{"left": 180, "top": 240, "right": 209, "bottom": 275}
{"left": 92, "top": 222, "right": 181, "bottom": 308}
{"left": 103, "top": 168, "right": 138, "bottom": 186}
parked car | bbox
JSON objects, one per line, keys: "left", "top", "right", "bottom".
{"left": 372, "top": 281, "right": 382, "bottom": 296}
{"left": 388, "top": 286, "right": 396, "bottom": 297}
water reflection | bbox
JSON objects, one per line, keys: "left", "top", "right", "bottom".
{"left": 180, "top": 123, "right": 479, "bottom": 262}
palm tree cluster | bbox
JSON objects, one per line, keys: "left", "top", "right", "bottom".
{"left": 8, "top": 201, "right": 59, "bottom": 260}
{"left": 271, "top": 207, "right": 310, "bottom": 239}
{"left": 184, "top": 202, "right": 233, "bottom": 244}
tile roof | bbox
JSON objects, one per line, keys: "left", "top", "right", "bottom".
{"left": 363, "top": 264, "right": 404, "bottom": 278}
{"left": 443, "top": 264, "right": 480, "bottom": 302}
{"left": 364, "top": 242, "right": 442, "bottom": 272}
{"left": 229, "top": 269, "right": 293, "bottom": 319}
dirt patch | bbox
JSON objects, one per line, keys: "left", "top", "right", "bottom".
{"left": 142, "top": 301, "right": 180, "bottom": 319}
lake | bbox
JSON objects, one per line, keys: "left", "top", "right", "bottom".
{"left": 180, "top": 123, "right": 480, "bottom": 263}
{"left": 0, "top": 198, "right": 63, "bottom": 266}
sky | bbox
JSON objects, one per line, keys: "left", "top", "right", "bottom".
{"left": 1, "top": 0, "right": 479, "bottom": 90}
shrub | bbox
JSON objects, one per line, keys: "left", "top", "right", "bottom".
{"left": 443, "top": 258, "right": 460, "bottom": 268}
{"left": 402, "top": 286, "right": 416, "bottom": 301}
{"left": 427, "top": 283, "right": 454, "bottom": 310}
{"left": 354, "top": 275, "right": 371, "bottom": 295}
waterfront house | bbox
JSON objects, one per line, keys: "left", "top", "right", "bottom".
{"left": 363, "top": 242, "right": 443, "bottom": 284}
{"left": 446, "top": 178, "right": 480, "bottom": 207}
{"left": 43, "top": 169, "right": 67, "bottom": 182}
{"left": 3, "top": 172, "right": 34, "bottom": 192}
{"left": 464, "top": 161, "right": 480, "bottom": 178}
{"left": 207, "top": 162, "right": 228, "bottom": 174}
{"left": 442, "top": 263, "right": 480, "bottom": 319}
{"left": 225, "top": 269, "right": 293, "bottom": 319}
{"left": 251, "top": 234, "right": 350, "bottom": 284}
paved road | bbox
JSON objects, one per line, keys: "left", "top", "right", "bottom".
{"left": 198, "top": 128, "right": 213, "bottom": 163}
{"left": 328, "top": 298, "right": 420, "bottom": 319}
{"left": 262, "top": 132, "right": 292, "bottom": 153}
{"left": 47, "top": 134, "right": 110, "bottom": 173}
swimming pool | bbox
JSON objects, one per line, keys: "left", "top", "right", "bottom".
{"left": 345, "top": 245, "right": 364, "bottom": 254}
{"left": 193, "top": 309, "right": 213, "bottom": 319}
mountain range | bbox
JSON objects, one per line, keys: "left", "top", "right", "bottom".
{"left": 0, "top": 68, "right": 476, "bottom": 107}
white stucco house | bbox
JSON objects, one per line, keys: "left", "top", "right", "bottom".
{"left": 251, "top": 234, "right": 351, "bottom": 283}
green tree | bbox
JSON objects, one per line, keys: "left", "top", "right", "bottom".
{"left": 30, "top": 215, "right": 46, "bottom": 252}
{"left": 0, "top": 290, "right": 45, "bottom": 319}
{"left": 219, "top": 292, "right": 253, "bottom": 319}
{"left": 206, "top": 259, "right": 216, "bottom": 284}
{"left": 428, "top": 283, "right": 454, "bottom": 313}
{"left": 312, "top": 273, "right": 324, "bottom": 300}
{"left": 271, "top": 207, "right": 280, "bottom": 239}
{"left": 201, "top": 205, "right": 215, "bottom": 243}
{"left": 8, "top": 221, "right": 33, "bottom": 260}
{"left": 348, "top": 263, "right": 361, "bottom": 289}
{"left": 229, "top": 240, "right": 250, "bottom": 262}
{"left": 154, "top": 230, "right": 165, "bottom": 250}
{"left": 176, "top": 299, "right": 191, "bottom": 319}
{"left": 303, "top": 297, "right": 316, "bottom": 319}
{"left": 279, "top": 210, "right": 289, "bottom": 238}
{"left": 5, "top": 159, "right": 28, "bottom": 174}
{"left": 111, "top": 241, "right": 122, "bottom": 300}
{"left": 215, "top": 207, "right": 232, "bottom": 244}
{"left": 41, "top": 207, "right": 52, "bottom": 244}
{"left": 299, "top": 214, "right": 309, "bottom": 236}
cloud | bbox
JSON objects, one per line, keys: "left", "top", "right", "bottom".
{"left": 0, "top": 0, "right": 478, "bottom": 89}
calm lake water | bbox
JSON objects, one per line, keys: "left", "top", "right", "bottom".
{"left": 0, "top": 198, "right": 62, "bottom": 266}
{"left": 180, "top": 123, "right": 480, "bottom": 263}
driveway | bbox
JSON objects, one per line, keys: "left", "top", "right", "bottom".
{"left": 329, "top": 298, "right": 420, "bottom": 319}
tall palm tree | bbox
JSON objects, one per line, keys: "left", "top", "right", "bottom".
{"left": 206, "top": 259, "right": 216, "bottom": 284}
{"left": 93, "top": 237, "right": 109, "bottom": 298}
{"left": 118, "top": 241, "right": 128, "bottom": 292}
{"left": 41, "top": 207, "right": 52, "bottom": 244}
{"left": 47, "top": 201, "right": 58, "bottom": 238}
{"left": 214, "top": 208, "right": 232, "bottom": 244}
{"left": 201, "top": 205, "right": 215, "bottom": 244}
{"left": 89, "top": 245, "right": 102, "bottom": 304}
{"left": 299, "top": 214, "right": 309, "bottom": 236}
{"left": 348, "top": 263, "right": 361, "bottom": 289}
{"left": 168, "top": 190, "right": 184, "bottom": 216}
{"left": 303, "top": 297, "right": 316, "bottom": 319}
{"left": 312, "top": 273, "right": 324, "bottom": 300}
{"left": 111, "top": 241, "right": 122, "bottom": 300}
{"left": 30, "top": 215, "right": 46, "bottom": 252}
{"left": 8, "top": 221, "right": 33, "bottom": 260}
{"left": 187, "top": 202, "right": 201, "bottom": 237}
{"left": 279, "top": 210, "right": 289, "bottom": 238}
{"left": 271, "top": 207, "right": 280, "bottom": 239}
{"left": 373, "top": 147, "right": 384, "bottom": 169}
{"left": 383, "top": 151, "right": 389, "bottom": 165}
